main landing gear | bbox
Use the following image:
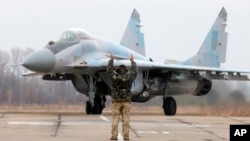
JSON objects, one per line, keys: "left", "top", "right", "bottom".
{"left": 162, "top": 81, "right": 177, "bottom": 116}
{"left": 86, "top": 96, "right": 106, "bottom": 114}
{"left": 85, "top": 75, "right": 106, "bottom": 115}
{"left": 163, "top": 97, "right": 177, "bottom": 115}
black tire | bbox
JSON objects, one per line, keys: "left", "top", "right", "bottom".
{"left": 163, "top": 97, "right": 177, "bottom": 116}
{"left": 86, "top": 100, "right": 103, "bottom": 115}
{"left": 98, "top": 105, "right": 103, "bottom": 114}
{"left": 86, "top": 101, "right": 91, "bottom": 115}
{"left": 92, "top": 102, "right": 100, "bottom": 114}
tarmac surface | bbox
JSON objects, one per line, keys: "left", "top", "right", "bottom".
{"left": 0, "top": 113, "right": 249, "bottom": 141}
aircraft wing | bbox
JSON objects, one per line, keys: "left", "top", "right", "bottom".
{"left": 139, "top": 61, "right": 250, "bottom": 80}
{"left": 66, "top": 57, "right": 250, "bottom": 80}
{"left": 96, "top": 59, "right": 250, "bottom": 73}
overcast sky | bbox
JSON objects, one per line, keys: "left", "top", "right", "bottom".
{"left": 0, "top": 0, "right": 250, "bottom": 69}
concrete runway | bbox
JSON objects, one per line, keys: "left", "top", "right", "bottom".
{"left": 0, "top": 113, "right": 249, "bottom": 141}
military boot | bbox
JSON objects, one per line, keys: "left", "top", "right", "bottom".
{"left": 124, "top": 137, "right": 129, "bottom": 140}
{"left": 110, "top": 136, "right": 117, "bottom": 140}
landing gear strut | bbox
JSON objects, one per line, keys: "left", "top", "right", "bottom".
{"left": 85, "top": 75, "right": 106, "bottom": 115}
{"left": 86, "top": 96, "right": 106, "bottom": 114}
{"left": 162, "top": 80, "right": 177, "bottom": 116}
{"left": 85, "top": 96, "right": 106, "bottom": 114}
{"left": 86, "top": 101, "right": 91, "bottom": 114}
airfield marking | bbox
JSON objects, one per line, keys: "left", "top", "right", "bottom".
{"left": 6, "top": 114, "right": 215, "bottom": 139}
{"left": 137, "top": 131, "right": 170, "bottom": 134}
{"left": 162, "top": 131, "right": 170, "bottom": 134}
{"left": 138, "top": 131, "right": 157, "bottom": 134}
{"left": 8, "top": 120, "right": 108, "bottom": 126}
{"left": 4, "top": 114, "right": 250, "bottom": 141}
{"left": 8, "top": 121, "right": 56, "bottom": 125}
{"left": 100, "top": 115, "right": 140, "bottom": 138}
{"left": 118, "top": 133, "right": 123, "bottom": 141}
{"left": 99, "top": 115, "right": 109, "bottom": 122}
{"left": 117, "top": 116, "right": 140, "bottom": 138}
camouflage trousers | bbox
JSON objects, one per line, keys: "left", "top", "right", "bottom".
{"left": 111, "top": 101, "right": 131, "bottom": 138}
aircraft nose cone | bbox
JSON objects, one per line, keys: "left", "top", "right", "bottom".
{"left": 22, "top": 49, "right": 55, "bottom": 73}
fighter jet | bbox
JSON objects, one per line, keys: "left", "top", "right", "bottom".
{"left": 22, "top": 7, "right": 250, "bottom": 115}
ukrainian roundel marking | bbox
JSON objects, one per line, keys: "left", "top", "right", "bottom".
{"left": 230, "top": 125, "right": 250, "bottom": 141}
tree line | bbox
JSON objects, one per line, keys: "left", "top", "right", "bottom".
{"left": 0, "top": 47, "right": 84, "bottom": 105}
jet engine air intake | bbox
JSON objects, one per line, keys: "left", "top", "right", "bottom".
{"left": 42, "top": 73, "right": 71, "bottom": 81}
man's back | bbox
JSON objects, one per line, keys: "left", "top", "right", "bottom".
{"left": 107, "top": 54, "right": 137, "bottom": 141}
{"left": 107, "top": 55, "right": 137, "bottom": 102}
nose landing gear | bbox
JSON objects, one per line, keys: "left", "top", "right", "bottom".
{"left": 86, "top": 96, "right": 106, "bottom": 114}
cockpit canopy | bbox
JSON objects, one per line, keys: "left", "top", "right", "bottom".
{"left": 59, "top": 28, "right": 92, "bottom": 43}
{"left": 45, "top": 28, "right": 93, "bottom": 54}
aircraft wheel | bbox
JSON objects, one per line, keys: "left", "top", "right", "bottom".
{"left": 86, "top": 101, "right": 91, "bottom": 115}
{"left": 98, "top": 104, "right": 103, "bottom": 114}
{"left": 92, "top": 102, "right": 100, "bottom": 114}
{"left": 163, "top": 97, "right": 177, "bottom": 116}
{"left": 94, "top": 96, "right": 105, "bottom": 114}
{"left": 98, "top": 98, "right": 105, "bottom": 114}
{"left": 86, "top": 96, "right": 105, "bottom": 115}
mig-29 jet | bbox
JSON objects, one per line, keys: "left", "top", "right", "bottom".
{"left": 22, "top": 7, "right": 250, "bottom": 115}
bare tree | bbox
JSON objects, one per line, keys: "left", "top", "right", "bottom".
{"left": 0, "top": 50, "right": 10, "bottom": 104}
{"left": 1, "top": 47, "right": 86, "bottom": 106}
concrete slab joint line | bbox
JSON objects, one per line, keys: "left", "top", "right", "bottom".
{"left": 225, "top": 117, "right": 249, "bottom": 124}
{"left": 0, "top": 113, "right": 5, "bottom": 118}
{"left": 177, "top": 118, "right": 226, "bottom": 140}
{"left": 53, "top": 114, "right": 61, "bottom": 137}
{"left": 3, "top": 114, "right": 250, "bottom": 140}
{"left": 130, "top": 126, "right": 140, "bottom": 138}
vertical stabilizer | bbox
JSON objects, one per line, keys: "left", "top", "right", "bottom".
{"left": 120, "top": 9, "right": 145, "bottom": 56}
{"left": 184, "top": 7, "right": 228, "bottom": 67}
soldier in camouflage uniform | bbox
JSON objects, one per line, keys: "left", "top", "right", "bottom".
{"left": 107, "top": 53, "right": 137, "bottom": 140}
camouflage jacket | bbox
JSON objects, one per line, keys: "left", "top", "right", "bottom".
{"left": 107, "top": 60, "right": 137, "bottom": 102}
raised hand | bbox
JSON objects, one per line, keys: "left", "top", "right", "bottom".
{"left": 110, "top": 53, "right": 115, "bottom": 60}
{"left": 130, "top": 54, "right": 134, "bottom": 62}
